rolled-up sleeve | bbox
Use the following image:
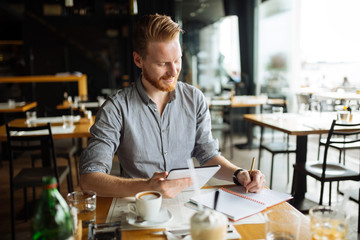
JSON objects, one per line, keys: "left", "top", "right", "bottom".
{"left": 79, "top": 99, "right": 122, "bottom": 175}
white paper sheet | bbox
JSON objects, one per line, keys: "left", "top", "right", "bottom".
{"left": 30, "top": 115, "right": 81, "bottom": 124}
{"left": 10, "top": 126, "right": 75, "bottom": 136}
{"left": 190, "top": 186, "right": 292, "bottom": 221}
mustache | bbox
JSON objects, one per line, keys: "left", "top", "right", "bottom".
{"left": 161, "top": 76, "right": 175, "bottom": 80}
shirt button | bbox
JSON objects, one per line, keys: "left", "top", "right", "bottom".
{"left": 154, "top": 108, "right": 158, "bottom": 112}
{"left": 164, "top": 151, "right": 168, "bottom": 155}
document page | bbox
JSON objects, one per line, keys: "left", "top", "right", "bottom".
{"left": 225, "top": 186, "right": 293, "bottom": 207}
{"left": 190, "top": 186, "right": 292, "bottom": 221}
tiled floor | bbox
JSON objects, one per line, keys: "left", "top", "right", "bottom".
{"left": 0, "top": 133, "right": 359, "bottom": 239}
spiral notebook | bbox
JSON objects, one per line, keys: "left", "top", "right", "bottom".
{"left": 189, "top": 186, "right": 292, "bottom": 221}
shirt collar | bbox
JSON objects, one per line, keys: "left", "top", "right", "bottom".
{"left": 135, "top": 75, "right": 151, "bottom": 105}
{"left": 135, "top": 75, "right": 177, "bottom": 105}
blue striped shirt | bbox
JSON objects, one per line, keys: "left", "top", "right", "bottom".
{"left": 80, "top": 78, "right": 219, "bottom": 178}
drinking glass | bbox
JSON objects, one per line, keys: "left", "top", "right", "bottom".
{"left": 26, "top": 111, "right": 37, "bottom": 125}
{"left": 67, "top": 191, "right": 96, "bottom": 228}
{"left": 265, "top": 209, "right": 300, "bottom": 240}
{"left": 337, "top": 111, "right": 350, "bottom": 122}
{"left": 62, "top": 115, "right": 74, "bottom": 128}
{"left": 309, "top": 205, "right": 348, "bottom": 240}
{"left": 8, "top": 99, "right": 15, "bottom": 108}
{"left": 272, "top": 106, "right": 283, "bottom": 120}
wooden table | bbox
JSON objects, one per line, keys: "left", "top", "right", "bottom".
{"left": 0, "top": 74, "right": 88, "bottom": 101}
{"left": 210, "top": 95, "right": 289, "bottom": 150}
{"left": 0, "top": 117, "right": 93, "bottom": 141}
{"left": 57, "top": 101, "right": 101, "bottom": 110}
{"left": 232, "top": 96, "right": 290, "bottom": 149}
{"left": 0, "top": 102, "right": 39, "bottom": 163}
{"left": 0, "top": 117, "right": 93, "bottom": 167}
{"left": 313, "top": 92, "right": 360, "bottom": 101}
{"left": 0, "top": 101, "right": 37, "bottom": 113}
{"left": 229, "top": 95, "right": 268, "bottom": 149}
{"left": 243, "top": 112, "right": 360, "bottom": 212}
{"left": 231, "top": 95, "right": 268, "bottom": 108}
{"left": 92, "top": 193, "right": 311, "bottom": 240}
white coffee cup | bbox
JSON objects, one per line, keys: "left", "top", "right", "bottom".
{"left": 128, "top": 191, "right": 162, "bottom": 221}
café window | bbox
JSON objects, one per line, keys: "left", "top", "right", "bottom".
{"left": 197, "top": 15, "right": 241, "bottom": 96}
{"left": 299, "top": 0, "right": 360, "bottom": 89}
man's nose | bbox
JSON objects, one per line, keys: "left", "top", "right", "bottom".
{"left": 167, "top": 62, "right": 178, "bottom": 76}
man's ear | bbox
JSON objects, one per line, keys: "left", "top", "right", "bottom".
{"left": 133, "top": 51, "right": 143, "bottom": 68}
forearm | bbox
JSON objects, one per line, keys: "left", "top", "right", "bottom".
{"left": 203, "top": 155, "right": 240, "bottom": 182}
{"left": 80, "top": 172, "right": 149, "bottom": 197}
{"left": 204, "top": 155, "right": 266, "bottom": 193}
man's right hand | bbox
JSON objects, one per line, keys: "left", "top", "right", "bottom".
{"left": 148, "top": 171, "right": 192, "bottom": 198}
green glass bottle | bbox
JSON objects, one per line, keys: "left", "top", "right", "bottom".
{"left": 32, "top": 176, "right": 74, "bottom": 240}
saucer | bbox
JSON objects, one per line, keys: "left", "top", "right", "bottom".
{"left": 127, "top": 208, "right": 173, "bottom": 228}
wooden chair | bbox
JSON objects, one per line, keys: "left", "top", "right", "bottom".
{"left": 292, "top": 119, "right": 360, "bottom": 206}
{"left": 6, "top": 123, "right": 73, "bottom": 240}
{"left": 31, "top": 138, "right": 78, "bottom": 186}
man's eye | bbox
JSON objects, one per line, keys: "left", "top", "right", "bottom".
{"left": 158, "top": 63, "right": 166, "bottom": 66}
{"left": 175, "top": 58, "right": 182, "bottom": 64}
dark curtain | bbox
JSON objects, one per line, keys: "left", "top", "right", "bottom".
{"left": 223, "top": 0, "right": 255, "bottom": 95}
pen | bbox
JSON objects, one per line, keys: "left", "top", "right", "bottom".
{"left": 246, "top": 157, "right": 256, "bottom": 193}
{"left": 214, "top": 190, "right": 219, "bottom": 210}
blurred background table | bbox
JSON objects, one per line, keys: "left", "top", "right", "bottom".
{"left": 0, "top": 101, "right": 37, "bottom": 113}
{"left": 0, "top": 117, "right": 93, "bottom": 141}
{"left": 243, "top": 112, "right": 360, "bottom": 212}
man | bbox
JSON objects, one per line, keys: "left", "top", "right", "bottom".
{"left": 79, "top": 14, "right": 265, "bottom": 198}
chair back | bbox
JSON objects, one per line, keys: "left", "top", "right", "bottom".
{"left": 321, "top": 119, "right": 360, "bottom": 177}
{"left": 5, "top": 123, "right": 60, "bottom": 186}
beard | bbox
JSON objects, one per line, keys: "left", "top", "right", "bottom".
{"left": 143, "top": 66, "right": 178, "bottom": 92}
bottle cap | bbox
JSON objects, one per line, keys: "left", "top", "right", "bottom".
{"left": 42, "top": 176, "right": 58, "bottom": 189}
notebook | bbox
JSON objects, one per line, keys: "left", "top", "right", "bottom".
{"left": 189, "top": 186, "right": 293, "bottom": 221}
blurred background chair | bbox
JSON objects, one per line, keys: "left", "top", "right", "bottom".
{"left": 296, "top": 93, "right": 311, "bottom": 112}
{"left": 258, "top": 126, "right": 296, "bottom": 189}
{"left": 34, "top": 106, "right": 80, "bottom": 185}
{"left": 32, "top": 139, "right": 79, "bottom": 186}
{"left": 317, "top": 108, "right": 360, "bottom": 165}
{"left": 260, "top": 96, "right": 288, "bottom": 141}
{"left": 258, "top": 96, "right": 296, "bottom": 188}
{"left": 6, "top": 123, "right": 73, "bottom": 240}
{"left": 292, "top": 119, "right": 360, "bottom": 206}
{"left": 209, "top": 101, "right": 233, "bottom": 159}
